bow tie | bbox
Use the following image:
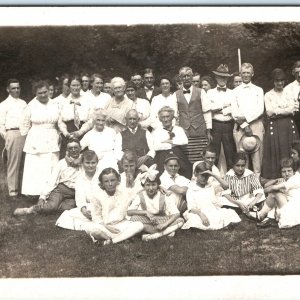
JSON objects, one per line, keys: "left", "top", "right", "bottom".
{"left": 70, "top": 100, "right": 81, "bottom": 106}
{"left": 145, "top": 87, "right": 154, "bottom": 91}
{"left": 217, "top": 87, "right": 227, "bottom": 92}
{"left": 183, "top": 90, "right": 190, "bottom": 94}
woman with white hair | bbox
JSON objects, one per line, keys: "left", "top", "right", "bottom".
{"left": 80, "top": 108, "right": 118, "bottom": 172}
{"left": 104, "top": 77, "right": 134, "bottom": 133}
{"left": 152, "top": 105, "right": 192, "bottom": 178}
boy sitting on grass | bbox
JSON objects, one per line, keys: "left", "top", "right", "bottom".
{"left": 13, "top": 138, "right": 82, "bottom": 216}
{"left": 127, "top": 164, "right": 184, "bottom": 241}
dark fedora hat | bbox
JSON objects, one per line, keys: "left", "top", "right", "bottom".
{"left": 212, "top": 64, "right": 232, "bottom": 78}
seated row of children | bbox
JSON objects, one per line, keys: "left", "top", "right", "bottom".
{"left": 13, "top": 138, "right": 300, "bottom": 246}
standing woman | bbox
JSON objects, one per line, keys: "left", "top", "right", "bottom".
{"left": 58, "top": 75, "right": 93, "bottom": 158}
{"left": 104, "top": 77, "right": 134, "bottom": 133}
{"left": 262, "top": 68, "right": 299, "bottom": 179}
{"left": 20, "top": 81, "right": 60, "bottom": 197}
{"left": 150, "top": 76, "right": 178, "bottom": 130}
{"left": 52, "top": 74, "right": 70, "bottom": 106}
{"left": 201, "top": 76, "right": 215, "bottom": 93}
{"left": 125, "top": 80, "right": 151, "bottom": 129}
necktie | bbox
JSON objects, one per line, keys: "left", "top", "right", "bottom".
{"left": 183, "top": 90, "right": 190, "bottom": 94}
{"left": 145, "top": 87, "right": 154, "bottom": 91}
{"left": 164, "top": 127, "right": 175, "bottom": 139}
{"left": 71, "top": 100, "right": 81, "bottom": 130}
{"left": 217, "top": 87, "right": 227, "bottom": 92}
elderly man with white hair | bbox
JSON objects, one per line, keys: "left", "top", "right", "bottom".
{"left": 175, "top": 66, "right": 212, "bottom": 164}
{"left": 152, "top": 105, "right": 192, "bottom": 179}
{"left": 104, "top": 77, "right": 134, "bottom": 133}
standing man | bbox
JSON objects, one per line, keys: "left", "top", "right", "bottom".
{"left": 131, "top": 72, "right": 143, "bottom": 89}
{"left": 192, "top": 72, "right": 201, "bottom": 88}
{"left": 284, "top": 61, "right": 300, "bottom": 133}
{"left": 136, "top": 68, "right": 161, "bottom": 103}
{"left": 176, "top": 66, "right": 212, "bottom": 163}
{"left": 0, "top": 79, "right": 27, "bottom": 198}
{"left": 81, "top": 73, "right": 90, "bottom": 95}
{"left": 231, "top": 63, "right": 264, "bottom": 177}
{"left": 208, "top": 64, "right": 236, "bottom": 170}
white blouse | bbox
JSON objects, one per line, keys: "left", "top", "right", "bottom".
{"left": 20, "top": 98, "right": 60, "bottom": 154}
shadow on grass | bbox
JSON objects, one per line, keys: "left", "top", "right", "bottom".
{"left": 1, "top": 139, "right": 300, "bottom": 277}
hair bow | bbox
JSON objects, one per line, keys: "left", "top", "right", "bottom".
{"left": 139, "top": 164, "right": 159, "bottom": 184}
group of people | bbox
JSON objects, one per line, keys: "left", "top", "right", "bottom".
{"left": 1, "top": 61, "right": 300, "bottom": 246}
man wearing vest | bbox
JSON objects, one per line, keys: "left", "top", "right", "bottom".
{"left": 175, "top": 66, "right": 212, "bottom": 163}
{"left": 136, "top": 68, "right": 161, "bottom": 103}
{"left": 114, "top": 109, "right": 155, "bottom": 168}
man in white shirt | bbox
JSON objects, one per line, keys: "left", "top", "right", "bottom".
{"left": 208, "top": 64, "right": 236, "bottom": 170}
{"left": 114, "top": 109, "right": 155, "bottom": 168}
{"left": 0, "top": 79, "right": 27, "bottom": 198}
{"left": 231, "top": 63, "right": 264, "bottom": 177}
{"left": 284, "top": 61, "right": 300, "bottom": 133}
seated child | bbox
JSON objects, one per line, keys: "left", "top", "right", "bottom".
{"left": 14, "top": 138, "right": 82, "bottom": 216}
{"left": 182, "top": 161, "right": 241, "bottom": 230}
{"left": 119, "top": 150, "right": 145, "bottom": 200}
{"left": 86, "top": 167, "right": 144, "bottom": 245}
{"left": 249, "top": 157, "right": 295, "bottom": 226}
{"left": 159, "top": 152, "right": 190, "bottom": 213}
{"left": 252, "top": 158, "right": 300, "bottom": 228}
{"left": 127, "top": 164, "right": 184, "bottom": 241}
{"left": 219, "top": 152, "right": 265, "bottom": 216}
{"left": 56, "top": 150, "right": 99, "bottom": 230}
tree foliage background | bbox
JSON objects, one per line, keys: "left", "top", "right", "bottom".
{"left": 0, "top": 22, "right": 300, "bottom": 101}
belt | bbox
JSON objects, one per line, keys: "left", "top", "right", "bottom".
{"left": 6, "top": 128, "right": 19, "bottom": 131}
{"left": 212, "top": 119, "right": 234, "bottom": 124}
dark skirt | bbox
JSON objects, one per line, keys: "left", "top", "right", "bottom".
{"left": 155, "top": 145, "right": 192, "bottom": 179}
{"left": 262, "top": 116, "right": 299, "bottom": 179}
{"left": 59, "top": 120, "right": 84, "bottom": 159}
{"left": 182, "top": 136, "right": 208, "bottom": 163}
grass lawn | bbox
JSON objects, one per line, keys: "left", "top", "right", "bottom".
{"left": 1, "top": 139, "right": 300, "bottom": 278}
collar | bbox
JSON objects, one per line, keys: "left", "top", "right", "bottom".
{"left": 7, "top": 95, "right": 20, "bottom": 102}
{"left": 145, "top": 86, "right": 154, "bottom": 91}
{"left": 162, "top": 170, "right": 179, "bottom": 180}
{"left": 226, "top": 168, "right": 253, "bottom": 178}
{"left": 241, "top": 82, "right": 253, "bottom": 88}
{"left": 183, "top": 85, "right": 193, "bottom": 92}
{"left": 128, "top": 127, "right": 138, "bottom": 134}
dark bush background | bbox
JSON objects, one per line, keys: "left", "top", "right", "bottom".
{"left": 0, "top": 22, "right": 300, "bottom": 102}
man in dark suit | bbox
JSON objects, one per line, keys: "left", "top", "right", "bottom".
{"left": 136, "top": 68, "right": 161, "bottom": 103}
{"left": 175, "top": 66, "right": 212, "bottom": 163}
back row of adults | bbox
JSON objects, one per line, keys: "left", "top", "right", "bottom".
{"left": 1, "top": 61, "right": 300, "bottom": 200}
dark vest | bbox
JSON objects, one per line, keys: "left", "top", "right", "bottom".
{"left": 175, "top": 87, "right": 207, "bottom": 138}
{"left": 121, "top": 127, "right": 149, "bottom": 158}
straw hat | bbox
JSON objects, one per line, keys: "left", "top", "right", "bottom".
{"left": 212, "top": 64, "right": 232, "bottom": 77}
{"left": 238, "top": 135, "right": 261, "bottom": 154}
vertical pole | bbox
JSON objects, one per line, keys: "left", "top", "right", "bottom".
{"left": 238, "top": 48, "right": 242, "bottom": 72}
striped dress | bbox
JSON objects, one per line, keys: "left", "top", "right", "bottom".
{"left": 219, "top": 168, "right": 265, "bottom": 207}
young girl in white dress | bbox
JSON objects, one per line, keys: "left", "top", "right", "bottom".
{"left": 85, "top": 167, "right": 143, "bottom": 246}
{"left": 127, "top": 165, "right": 184, "bottom": 241}
{"left": 182, "top": 161, "right": 241, "bottom": 230}
{"left": 55, "top": 150, "right": 99, "bottom": 231}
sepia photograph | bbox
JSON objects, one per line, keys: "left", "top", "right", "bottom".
{"left": 0, "top": 6, "right": 300, "bottom": 299}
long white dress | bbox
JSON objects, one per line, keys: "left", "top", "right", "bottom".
{"left": 182, "top": 182, "right": 241, "bottom": 230}
{"left": 20, "top": 99, "right": 60, "bottom": 196}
